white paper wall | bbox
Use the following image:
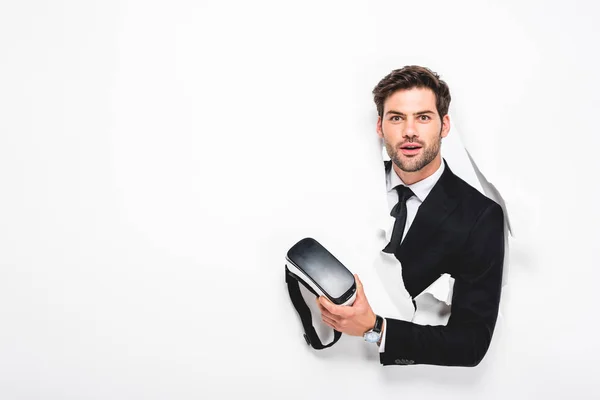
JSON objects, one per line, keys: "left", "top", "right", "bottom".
{"left": 1, "top": 1, "right": 599, "bottom": 399}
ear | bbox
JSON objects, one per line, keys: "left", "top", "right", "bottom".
{"left": 441, "top": 114, "right": 450, "bottom": 139}
{"left": 376, "top": 116, "right": 384, "bottom": 139}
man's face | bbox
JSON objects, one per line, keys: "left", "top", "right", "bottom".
{"left": 376, "top": 87, "right": 450, "bottom": 173}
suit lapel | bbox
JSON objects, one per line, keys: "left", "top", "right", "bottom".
{"left": 395, "top": 160, "right": 460, "bottom": 261}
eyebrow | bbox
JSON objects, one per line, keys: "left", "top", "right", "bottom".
{"left": 385, "top": 110, "right": 436, "bottom": 117}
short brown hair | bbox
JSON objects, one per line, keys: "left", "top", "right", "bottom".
{"left": 372, "top": 65, "right": 451, "bottom": 118}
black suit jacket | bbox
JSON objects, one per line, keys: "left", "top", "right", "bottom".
{"left": 380, "top": 160, "right": 505, "bottom": 367}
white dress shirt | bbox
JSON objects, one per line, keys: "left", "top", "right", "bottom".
{"left": 378, "top": 160, "right": 452, "bottom": 352}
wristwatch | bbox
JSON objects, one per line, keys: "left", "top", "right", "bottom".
{"left": 363, "top": 314, "right": 383, "bottom": 343}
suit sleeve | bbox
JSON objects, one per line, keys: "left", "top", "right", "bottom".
{"left": 380, "top": 202, "right": 505, "bottom": 367}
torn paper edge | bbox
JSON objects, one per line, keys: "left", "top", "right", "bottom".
{"left": 464, "top": 149, "right": 512, "bottom": 289}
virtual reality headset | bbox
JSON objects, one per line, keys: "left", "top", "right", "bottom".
{"left": 285, "top": 237, "right": 356, "bottom": 349}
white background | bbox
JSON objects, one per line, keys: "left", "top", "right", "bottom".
{"left": 1, "top": 1, "right": 599, "bottom": 399}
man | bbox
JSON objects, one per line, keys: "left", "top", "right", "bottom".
{"left": 316, "top": 65, "right": 505, "bottom": 367}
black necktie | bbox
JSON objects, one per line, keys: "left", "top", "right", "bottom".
{"left": 382, "top": 185, "right": 415, "bottom": 254}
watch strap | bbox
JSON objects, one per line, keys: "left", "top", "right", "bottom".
{"left": 372, "top": 314, "right": 383, "bottom": 333}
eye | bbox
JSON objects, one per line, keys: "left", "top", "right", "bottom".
{"left": 390, "top": 115, "right": 403, "bottom": 122}
{"left": 418, "top": 115, "right": 431, "bottom": 121}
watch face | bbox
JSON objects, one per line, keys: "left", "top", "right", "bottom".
{"left": 364, "top": 331, "right": 380, "bottom": 343}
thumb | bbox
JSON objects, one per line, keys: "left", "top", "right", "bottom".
{"left": 354, "top": 274, "right": 365, "bottom": 300}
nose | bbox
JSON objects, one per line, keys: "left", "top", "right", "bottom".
{"left": 403, "top": 117, "right": 418, "bottom": 138}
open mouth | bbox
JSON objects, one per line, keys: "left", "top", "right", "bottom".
{"left": 399, "top": 144, "right": 422, "bottom": 155}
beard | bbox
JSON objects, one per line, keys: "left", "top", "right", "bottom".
{"left": 385, "top": 134, "right": 442, "bottom": 173}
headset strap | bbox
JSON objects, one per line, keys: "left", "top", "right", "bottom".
{"left": 285, "top": 266, "right": 342, "bottom": 349}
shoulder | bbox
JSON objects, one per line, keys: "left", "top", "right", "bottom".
{"left": 443, "top": 164, "right": 504, "bottom": 220}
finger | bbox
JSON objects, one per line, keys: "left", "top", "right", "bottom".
{"left": 316, "top": 298, "right": 338, "bottom": 319}
{"left": 354, "top": 274, "right": 364, "bottom": 295}
{"left": 318, "top": 305, "right": 340, "bottom": 323}
{"left": 354, "top": 274, "right": 362, "bottom": 289}
{"left": 354, "top": 274, "right": 367, "bottom": 302}
{"left": 353, "top": 274, "right": 363, "bottom": 301}
{"left": 318, "top": 296, "right": 343, "bottom": 315}
{"left": 321, "top": 315, "right": 338, "bottom": 330}
{"left": 316, "top": 297, "right": 329, "bottom": 314}
{"left": 322, "top": 320, "right": 335, "bottom": 330}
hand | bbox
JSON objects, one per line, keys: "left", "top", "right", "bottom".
{"left": 316, "top": 274, "right": 377, "bottom": 337}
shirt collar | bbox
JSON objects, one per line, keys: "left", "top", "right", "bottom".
{"left": 386, "top": 159, "right": 445, "bottom": 203}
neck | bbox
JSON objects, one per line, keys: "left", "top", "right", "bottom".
{"left": 393, "top": 156, "right": 442, "bottom": 185}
